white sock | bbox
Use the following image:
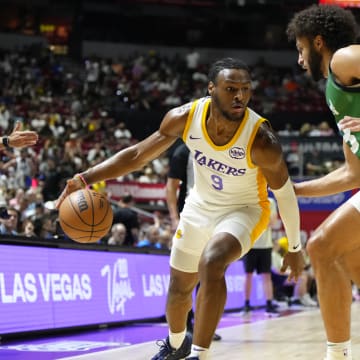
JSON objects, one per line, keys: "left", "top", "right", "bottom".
{"left": 326, "top": 340, "right": 352, "bottom": 360}
{"left": 189, "top": 344, "right": 209, "bottom": 359}
{"left": 169, "top": 329, "right": 187, "bottom": 349}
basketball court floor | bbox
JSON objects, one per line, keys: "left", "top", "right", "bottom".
{"left": 1, "top": 302, "right": 360, "bottom": 360}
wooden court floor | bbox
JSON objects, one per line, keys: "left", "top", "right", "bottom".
{"left": 62, "top": 302, "right": 360, "bottom": 360}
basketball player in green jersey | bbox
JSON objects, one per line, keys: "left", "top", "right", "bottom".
{"left": 287, "top": 5, "right": 360, "bottom": 360}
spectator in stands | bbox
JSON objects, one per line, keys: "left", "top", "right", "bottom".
{"left": 308, "top": 121, "right": 335, "bottom": 137}
{"left": 8, "top": 188, "right": 25, "bottom": 212}
{"left": 185, "top": 47, "right": 201, "bottom": 74}
{"left": 0, "top": 207, "right": 20, "bottom": 235}
{"left": 20, "top": 218, "right": 37, "bottom": 237}
{"left": 303, "top": 149, "right": 328, "bottom": 176}
{"left": 108, "top": 223, "right": 127, "bottom": 246}
{"left": 38, "top": 213, "right": 57, "bottom": 240}
{"left": 138, "top": 166, "right": 158, "bottom": 183}
{"left": 87, "top": 143, "right": 107, "bottom": 164}
{"left": 157, "top": 226, "right": 172, "bottom": 250}
{"left": 136, "top": 224, "right": 160, "bottom": 248}
{"left": 114, "top": 122, "right": 132, "bottom": 147}
{"left": 112, "top": 194, "right": 139, "bottom": 246}
{"left": 14, "top": 148, "right": 36, "bottom": 190}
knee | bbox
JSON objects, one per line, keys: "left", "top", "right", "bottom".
{"left": 306, "top": 229, "right": 334, "bottom": 264}
{"left": 168, "top": 275, "right": 193, "bottom": 300}
{"left": 199, "top": 249, "right": 226, "bottom": 280}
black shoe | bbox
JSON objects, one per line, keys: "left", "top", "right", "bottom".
{"left": 243, "top": 304, "right": 254, "bottom": 314}
{"left": 212, "top": 332, "right": 222, "bottom": 341}
{"left": 265, "top": 304, "right": 280, "bottom": 317}
{"left": 270, "top": 301, "right": 279, "bottom": 309}
{"left": 290, "top": 298, "right": 303, "bottom": 306}
{"left": 186, "top": 357, "right": 199, "bottom": 360}
{"left": 151, "top": 333, "right": 192, "bottom": 360}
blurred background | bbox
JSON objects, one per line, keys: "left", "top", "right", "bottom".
{"left": 0, "top": 0, "right": 359, "bottom": 344}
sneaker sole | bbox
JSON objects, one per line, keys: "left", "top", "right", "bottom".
{"left": 265, "top": 312, "right": 280, "bottom": 317}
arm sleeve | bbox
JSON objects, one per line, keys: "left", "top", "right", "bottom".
{"left": 271, "top": 178, "right": 301, "bottom": 253}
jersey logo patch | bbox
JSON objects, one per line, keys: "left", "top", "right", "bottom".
{"left": 229, "top": 147, "right": 245, "bottom": 159}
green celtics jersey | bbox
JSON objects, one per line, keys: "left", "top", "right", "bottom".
{"left": 326, "top": 69, "right": 360, "bottom": 158}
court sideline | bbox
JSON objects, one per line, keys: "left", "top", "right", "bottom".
{"left": 2, "top": 303, "right": 360, "bottom": 359}
{"left": 61, "top": 303, "right": 360, "bottom": 360}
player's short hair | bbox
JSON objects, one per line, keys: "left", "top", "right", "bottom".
{"left": 286, "top": 4, "right": 358, "bottom": 52}
{"left": 208, "top": 57, "right": 250, "bottom": 84}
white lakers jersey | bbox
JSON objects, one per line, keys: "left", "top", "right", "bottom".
{"left": 183, "top": 96, "right": 269, "bottom": 211}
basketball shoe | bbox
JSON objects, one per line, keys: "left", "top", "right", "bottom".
{"left": 242, "top": 304, "right": 254, "bottom": 314}
{"left": 151, "top": 333, "right": 192, "bottom": 359}
{"left": 265, "top": 304, "right": 280, "bottom": 317}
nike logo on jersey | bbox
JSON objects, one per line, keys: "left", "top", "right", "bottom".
{"left": 292, "top": 244, "right": 300, "bottom": 250}
{"left": 193, "top": 347, "right": 205, "bottom": 352}
{"left": 189, "top": 135, "right": 201, "bottom": 140}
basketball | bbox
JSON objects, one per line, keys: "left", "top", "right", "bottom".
{"left": 59, "top": 189, "right": 113, "bottom": 243}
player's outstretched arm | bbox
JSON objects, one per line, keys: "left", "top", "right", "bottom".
{"left": 55, "top": 130, "right": 178, "bottom": 209}
{"left": 294, "top": 139, "right": 360, "bottom": 198}
{"left": 55, "top": 103, "right": 191, "bottom": 209}
{"left": 1, "top": 121, "right": 38, "bottom": 149}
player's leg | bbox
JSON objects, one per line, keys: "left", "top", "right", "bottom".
{"left": 152, "top": 211, "right": 208, "bottom": 360}
{"left": 306, "top": 197, "right": 360, "bottom": 359}
{"left": 193, "top": 231, "right": 243, "bottom": 348}
{"left": 188, "top": 206, "right": 266, "bottom": 359}
{"left": 257, "top": 248, "right": 278, "bottom": 314}
{"left": 151, "top": 266, "right": 198, "bottom": 360}
{"left": 166, "top": 267, "right": 199, "bottom": 333}
{"left": 243, "top": 250, "right": 256, "bottom": 312}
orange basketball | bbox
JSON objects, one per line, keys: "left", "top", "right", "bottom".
{"left": 59, "top": 189, "right": 113, "bottom": 243}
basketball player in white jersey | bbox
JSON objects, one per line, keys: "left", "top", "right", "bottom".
{"left": 56, "top": 57, "right": 305, "bottom": 360}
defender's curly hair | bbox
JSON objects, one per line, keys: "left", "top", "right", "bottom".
{"left": 286, "top": 4, "right": 358, "bottom": 52}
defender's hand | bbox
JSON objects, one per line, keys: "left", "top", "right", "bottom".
{"left": 280, "top": 251, "right": 306, "bottom": 282}
{"left": 338, "top": 116, "right": 360, "bottom": 133}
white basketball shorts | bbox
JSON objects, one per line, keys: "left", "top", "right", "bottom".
{"left": 170, "top": 201, "right": 268, "bottom": 273}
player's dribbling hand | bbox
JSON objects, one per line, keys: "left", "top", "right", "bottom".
{"left": 280, "top": 251, "right": 306, "bottom": 282}
{"left": 55, "top": 177, "right": 83, "bottom": 209}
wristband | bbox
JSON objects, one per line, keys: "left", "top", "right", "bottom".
{"left": 2, "top": 136, "right": 10, "bottom": 148}
{"left": 75, "top": 173, "right": 89, "bottom": 189}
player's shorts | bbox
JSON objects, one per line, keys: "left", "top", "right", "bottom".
{"left": 349, "top": 190, "right": 360, "bottom": 213}
{"left": 243, "top": 248, "right": 272, "bottom": 274}
{"left": 170, "top": 201, "right": 268, "bottom": 273}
